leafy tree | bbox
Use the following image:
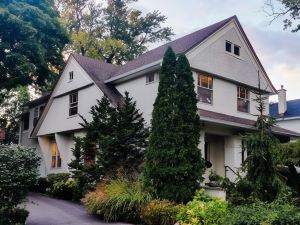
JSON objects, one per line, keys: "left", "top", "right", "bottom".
{"left": 0, "top": 0, "right": 69, "bottom": 92}
{"left": 0, "top": 86, "right": 30, "bottom": 144}
{"left": 265, "top": 0, "right": 300, "bottom": 32}
{"left": 57, "top": 0, "right": 173, "bottom": 64}
{"left": 144, "top": 47, "right": 205, "bottom": 203}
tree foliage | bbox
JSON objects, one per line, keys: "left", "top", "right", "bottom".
{"left": 240, "top": 76, "right": 281, "bottom": 202}
{"left": 0, "top": 145, "right": 40, "bottom": 210}
{"left": 0, "top": 0, "right": 69, "bottom": 92}
{"left": 265, "top": 0, "right": 300, "bottom": 32}
{"left": 144, "top": 47, "right": 205, "bottom": 203}
{"left": 0, "top": 86, "right": 30, "bottom": 144}
{"left": 69, "top": 92, "right": 149, "bottom": 192}
{"left": 56, "top": 0, "right": 173, "bottom": 64}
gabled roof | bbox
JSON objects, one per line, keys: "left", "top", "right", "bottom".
{"left": 23, "top": 94, "right": 50, "bottom": 108}
{"left": 270, "top": 99, "right": 300, "bottom": 119}
{"left": 108, "top": 16, "right": 235, "bottom": 79}
{"left": 72, "top": 54, "right": 123, "bottom": 105}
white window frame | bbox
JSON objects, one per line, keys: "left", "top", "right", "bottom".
{"left": 197, "top": 74, "right": 213, "bottom": 104}
{"left": 225, "top": 41, "right": 232, "bottom": 53}
{"left": 237, "top": 86, "right": 250, "bottom": 113}
{"left": 69, "top": 71, "right": 74, "bottom": 81}
{"left": 234, "top": 44, "right": 240, "bottom": 56}
{"left": 51, "top": 142, "right": 62, "bottom": 169}
{"left": 69, "top": 92, "right": 78, "bottom": 116}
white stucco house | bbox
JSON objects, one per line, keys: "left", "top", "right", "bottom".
{"left": 19, "top": 16, "right": 299, "bottom": 183}
{"left": 270, "top": 85, "right": 300, "bottom": 135}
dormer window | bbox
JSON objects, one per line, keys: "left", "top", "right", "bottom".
{"left": 225, "top": 41, "right": 232, "bottom": 53}
{"left": 146, "top": 73, "right": 155, "bottom": 84}
{"left": 69, "top": 71, "right": 74, "bottom": 81}
{"left": 234, "top": 45, "right": 240, "bottom": 56}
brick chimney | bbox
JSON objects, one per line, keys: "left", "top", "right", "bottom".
{"left": 278, "top": 85, "right": 287, "bottom": 117}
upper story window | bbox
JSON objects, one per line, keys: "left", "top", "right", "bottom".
{"left": 234, "top": 45, "right": 240, "bottom": 56}
{"left": 69, "top": 71, "right": 74, "bottom": 81}
{"left": 23, "top": 113, "right": 30, "bottom": 131}
{"left": 51, "top": 142, "right": 62, "bottom": 168}
{"left": 69, "top": 92, "right": 78, "bottom": 116}
{"left": 225, "top": 41, "right": 232, "bottom": 53}
{"left": 226, "top": 40, "right": 241, "bottom": 57}
{"left": 146, "top": 73, "right": 155, "bottom": 84}
{"left": 198, "top": 74, "right": 213, "bottom": 104}
{"left": 237, "top": 86, "right": 250, "bottom": 113}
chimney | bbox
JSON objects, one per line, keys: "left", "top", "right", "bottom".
{"left": 278, "top": 85, "right": 287, "bottom": 116}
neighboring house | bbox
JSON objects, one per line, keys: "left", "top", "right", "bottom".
{"left": 270, "top": 85, "right": 300, "bottom": 134}
{"left": 19, "top": 16, "right": 299, "bottom": 184}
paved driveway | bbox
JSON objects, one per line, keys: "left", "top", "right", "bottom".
{"left": 26, "top": 193, "right": 131, "bottom": 225}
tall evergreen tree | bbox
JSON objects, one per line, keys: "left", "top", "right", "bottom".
{"left": 144, "top": 48, "right": 205, "bottom": 203}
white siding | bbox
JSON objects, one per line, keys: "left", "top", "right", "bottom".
{"left": 38, "top": 85, "right": 104, "bottom": 135}
{"left": 187, "top": 21, "right": 272, "bottom": 92}
{"left": 276, "top": 119, "right": 300, "bottom": 134}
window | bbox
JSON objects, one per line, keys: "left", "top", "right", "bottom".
{"left": 69, "top": 71, "right": 74, "bottom": 81}
{"left": 237, "top": 86, "right": 250, "bottom": 113}
{"left": 225, "top": 41, "right": 232, "bottom": 52}
{"left": 51, "top": 143, "right": 62, "bottom": 168}
{"left": 23, "top": 113, "right": 30, "bottom": 131}
{"left": 234, "top": 45, "right": 240, "bottom": 56}
{"left": 69, "top": 92, "right": 78, "bottom": 116}
{"left": 146, "top": 73, "right": 155, "bottom": 84}
{"left": 204, "top": 142, "right": 210, "bottom": 161}
{"left": 33, "top": 107, "right": 39, "bottom": 127}
{"left": 197, "top": 74, "right": 213, "bottom": 104}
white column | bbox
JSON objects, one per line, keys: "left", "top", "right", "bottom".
{"left": 55, "top": 133, "right": 74, "bottom": 173}
{"left": 224, "top": 135, "right": 242, "bottom": 181}
{"left": 38, "top": 136, "right": 51, "bottom": 176}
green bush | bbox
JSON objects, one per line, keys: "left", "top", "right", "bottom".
{"left": 0, "top": 145, "right": 40, "bottom": 210}
{"left": 229, "top": 191, "right": 300, "bottom": 225}
{"left": 177, "top": 189, "right": 228, "bottom": 225}
{"left": 30, "top": 177, "right": 50, "bottom": 193}
{"left": 47, "top": 173, "right": 70, "bottom": 185}
{"left": 141, "top": 199, "right": 183, "bottom": 225}
{"left": 48, "top": 179, "right": 77, "bottom": 200}
{"left": 83, "top": 178, "right": 152, "bottom": 223}
{"left": 0, "top": 208, "right": 29, "bottom": 225}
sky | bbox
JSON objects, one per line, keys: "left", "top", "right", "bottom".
{"left": 132, "top": 0, "right": 300, "bottom": 101}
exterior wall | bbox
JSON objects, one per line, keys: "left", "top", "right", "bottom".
{"left": 187, "top": 21, "right": 271, "bottom": 92}
{"left": 38, "top": 85, "right": 104, "bottom": 135}
{"left": 276, "top": 119, "right": 300, "bottom": 134}
{"left": 115, "top": 73, "right": 159, "bottom": 124}
{"left": 53, "top": 57, "right": 93, "bottom": 97}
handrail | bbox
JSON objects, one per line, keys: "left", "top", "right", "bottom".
{"left": 224, "top": 165, "right": 238, "bottom": 178}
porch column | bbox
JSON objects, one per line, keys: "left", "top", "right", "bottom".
{"left": 224, "top": 135, "right": 242, "bottom": 181}
{"left": 55, "top": 133, "right": 74, "bottom": 173}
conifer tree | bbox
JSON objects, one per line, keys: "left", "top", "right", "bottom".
{"left": 144, "top": 48, "right": 205, "bottom": 203}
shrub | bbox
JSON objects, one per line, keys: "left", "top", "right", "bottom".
{"left": 0, "top": 145, "right": 40, "bottom": 210}
{"left": 47, "top": 173, "right": 70, "bottom": 185}
{"left": 30, "top": 177, "right": 50, "bottom": 193}
{"left": 48, "top": 179, "right": 77, "bottom": 200}
{"left": 177, "top": 189, "right": 228, "bottom": 225}
{"left": 83, "top": 178, "right": 152, "bottom": 223}
{"left": 141, "top": 200, "right": 183, "bottom": 225}
{"left": 229, "top": 191, "right": 300, "bottom": 225}
{"left": 0, "top": 208, "right": 29, "bottom": 225}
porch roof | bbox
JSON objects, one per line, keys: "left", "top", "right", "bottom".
{"left": 199, "top": 109, "right": 300, "bottom": 137}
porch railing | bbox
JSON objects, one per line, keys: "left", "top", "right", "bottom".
{"left": 224, "top": 165, "right": 238, "bottom": 178}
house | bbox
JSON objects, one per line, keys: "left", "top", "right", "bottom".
{"left": 270, "top": 85, "right": 300, "bottom": 134}
{"left": 19, "top": 16, "right": 299, "bottom": 183}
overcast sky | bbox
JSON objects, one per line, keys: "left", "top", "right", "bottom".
{"left": 133, "top": 0, "right": 300, "bottom": 101}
